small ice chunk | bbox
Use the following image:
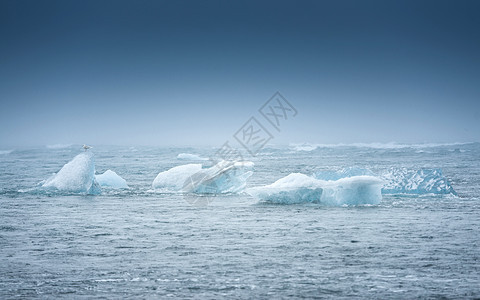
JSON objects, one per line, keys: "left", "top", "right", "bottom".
{"left": 95, "top": 170, "right": 128, "bottom": 189}
{"left": 0, "top": 149, "right": 14, "bottom": 155}
{"left": 42, "top": 152, "right": 100, "bottom": 194}
{"left": 177, "top": 153, "right": 208, "bottom": 161}
{"left": 46, "top": 144, "right": 72, "bottom": 149}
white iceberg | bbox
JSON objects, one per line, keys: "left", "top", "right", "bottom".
{"left": 152, "top": 164, "right": 203, "bottom": 190}
{"left": 248, "top": 173, "right": 383, "bottom": 205}
{"left": 42, "top": 152, "right": 100, "bottom": 194}
{"left": 177, "top": 153, "right": 208, "bottom": 161}
{"left": 183, "top": 161, "right": 254, "bottom": 194}
{"left": 95, "top": 170, "right": 128, "bottom": 189}
{"left": 152, "top": 161, "right": 254, "bottom": 194}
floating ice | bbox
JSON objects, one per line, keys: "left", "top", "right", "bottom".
{"left": 46, "top": 144, "right": 72, "bottom": 149}
{"left": 95, "top": 170, "right": 128, "bottom": 189}
{"left": 314, "top": 167, "right": 456, "bottom": 195}
{"left": 248, "top": 173, "right": 383, "bottom": 205}
{"left": 177, "top": 153, "right": 208, "bottom": 161}
{"left": 152, "top": 161, "right": 254, "bottom": 194}
{"left": 0, "top": 149, "right": 14, "bottom": 155}
{"left": 381, "top": 168, "right": 456, "bottom": 195}
{"left": 183, "top": 161, "right": 254, "bottom": 194}
{"left": 42, "top": 152, "right": 101, "bottom": 194}
{"left": 152, "top": 164, "right": 203, "bottom": 190}
{"left": 290, "top": 143, "right": 318, "bottom": 152}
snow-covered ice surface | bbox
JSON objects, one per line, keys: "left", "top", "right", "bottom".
{"left": 153, "top": 161, "right": 253, "bottom": 194}
{"left": 0, "top": 143, "right": 479, "bottom": 298}
{"left": 96, "top": 170, "right": 128, "bottom": 189}
{"left": 152, "top": 163, "right": 202, "bottom": 190}
{"left": 313, "top": 167, "right": 456, "bottom": 195}
{"left": 41, "top": 152, "right": 100, "bottom": 195}
{"left": 249, "top": 173, "right": 383, "bottom": 205}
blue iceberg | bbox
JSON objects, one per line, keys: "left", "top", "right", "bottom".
{"left": 42, "top": 152, "right": 101, "bottom": 195}
{"left": 314, "top": 167, "right": 456, "bottom": 195}
{"left": 96, "top": 170, "right": 128, "bottom": 189}
{"left": 381, "top": 168, "right": 456, "bottom": 195}
{"left": 248, "top": 173, "right": 383, "bottom": 205}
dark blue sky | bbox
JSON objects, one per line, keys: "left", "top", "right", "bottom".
{"left": 1, "top": 0, "right": 479, "bottom": 146}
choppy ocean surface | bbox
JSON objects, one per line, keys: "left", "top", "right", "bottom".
{"left": 1, "top": 143, "right": 479, "bottom": 298}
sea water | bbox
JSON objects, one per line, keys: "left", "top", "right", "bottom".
{"left": 0, "top": 143, "right": 479, "bottom": 298}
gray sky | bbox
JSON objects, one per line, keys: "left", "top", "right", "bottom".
{"left": 1, "top": 0, "right": 479, "bottom": 147}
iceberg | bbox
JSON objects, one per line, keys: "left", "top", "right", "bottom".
{"left": 183, "top": 161, "right": 254, "bottom": 194}
{"left": 248, "top": 173, "right": 383, "bottom": 205}
{"left": 177, "top": 153, "right": 208, "bottom": 161}
{"left": 381, "top": 168, "right": 456, "bottom": 195}
{"left": 42, "top": 152, "right": 101, "bottom": 194}
{"left": 314, "top": 167, "right": 456, "bottom": 195}
{"left": 152, "top": 164, "right": 203, "bottom": 190}
{"left": 95, "top": 170, "right": 128, "bottom": 189}
{"left": 152, "top": 161, "right": 254, "bottom": 194}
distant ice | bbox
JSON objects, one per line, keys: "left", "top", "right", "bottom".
{"left": 96, "top": 170, "right": 128, "bottom": 189}
{"left": 152, "top": 161, "right": 254, "bottom": 194}
{"left": 0, "top": 149, "right": 14, "bottom": 155}
{"left": 290, "top": 143, "right": 318, "bottom": 152}
{"left": 46, "top": 144, "right": 72, "bottom": 149}
{"left": 177, "top": 153, "right": 208, "bottom": 161}
{"left": 42, "top": 152, "right": 101, "bottom": 194}
{"left": 249, "top": 173, "right": 383, "bottom": 205}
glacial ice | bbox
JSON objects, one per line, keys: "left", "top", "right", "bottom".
{"left": 152, "top": 161, "right": 254, "bottom": 193}
{"left": 95, "top": 170, "right": 128, "bottom": 189}
{"left": 314, "top": 167, "right": 456, "bottom": 195}
{"left": 42, "top": 152, "right": 101, "bottom": 194}
{"left": 152, "top": 164, "right": 203, "bottom": 190}
{"left": 183, "top": 161, "right": 254, "bottom": 194}
{"left": 381, "top": 168, "right": 456, "bottom": 195}
{"left": 0, "top": 149, "right": 14, "bottom": 155}
{"left": 248, "top": 173, "right": 383, "bottom": 205}
{"left": 177, "top": 153, "right": 208, "bottom": 161}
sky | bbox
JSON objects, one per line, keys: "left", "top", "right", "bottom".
{"left": 1, "top": 0, "right": 479, "bottom": 147}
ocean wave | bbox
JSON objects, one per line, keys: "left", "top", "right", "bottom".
{"left": 290, "top": 142, "right": 474, "bottom": 151}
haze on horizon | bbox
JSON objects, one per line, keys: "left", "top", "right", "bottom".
{"left": 1, "top": 0, "right": 479, "bottom": 148}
